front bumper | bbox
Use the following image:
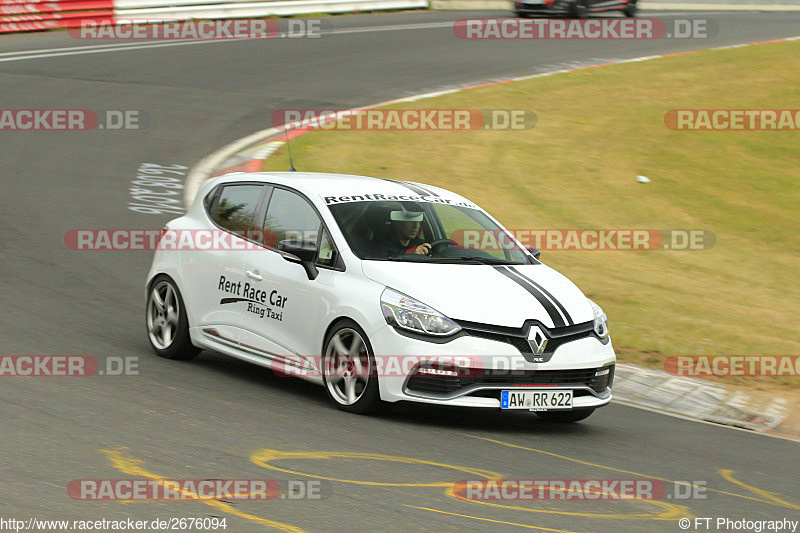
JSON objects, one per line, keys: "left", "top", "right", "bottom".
{"left": 514, "top": 0, "right": 630, "bottom": 15}
{"left": 370, "top": 325, "right": 616, "bottom": 409}
{"left": 514, "top": 0, "right": 569, "bottom": 15}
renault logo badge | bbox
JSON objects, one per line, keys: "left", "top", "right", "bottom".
{"left": 527, "top": 325, "right": 548, "bottom": 355}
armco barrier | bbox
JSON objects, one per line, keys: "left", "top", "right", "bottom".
{"left": 1, "top": 0, "right": 427, "bottom": 33}
{"left": 0, "top": 0, "right": 113, "bottom": 32}
{"left": 116, "top": 0, "right": 427, "bottom": 20}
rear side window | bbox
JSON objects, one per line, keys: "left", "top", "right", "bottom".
{"left": 210, "top": 184, "right": 264, "bottom": 232}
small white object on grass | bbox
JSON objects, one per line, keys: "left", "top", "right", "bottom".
{"left": 636, "top": 175, "right": 651, "bottom": 183}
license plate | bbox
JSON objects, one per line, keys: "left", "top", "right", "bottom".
{"left": 501, "top": 390, "right": 573, "bottom": 411}
{"left": 522, "top": 0, "right": 545, "bottom": 5}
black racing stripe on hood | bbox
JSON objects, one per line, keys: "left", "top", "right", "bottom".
{"left": 493, "top": 266, "right": 566, "bottom": 328}
{"left": 382, "top": 178, "right": 439, "bottom": 198}
{"left": 406, "top": 181, "right": 440, "bottom": 197}
{"left": 509, "top": 267, "right": 575, "bottom": 326}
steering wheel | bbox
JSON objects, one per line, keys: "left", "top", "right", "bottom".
{"left": 428, "top": 239, "right": 455, "bottom": 256}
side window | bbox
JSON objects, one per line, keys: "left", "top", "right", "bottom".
{"left": 264, "top": 188, "right": 337, "bottom": 267}
{"left": 210, "top": 184, "right": 264, "bottom": 233}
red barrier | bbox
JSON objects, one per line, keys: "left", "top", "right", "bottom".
{"left": 0, "top": 0, "right": 84, "bottom": 4}
{"left": 1, "top": 1, "right": 113, "bottom": 15}
{"left": 1, "top": 8, "right": 113, "bottom": 20}
{"left": 0, "top": 11, "right": 113, "bottom": 32}
{"left": 0, "top": 0, "right": 113, "bottom": 33}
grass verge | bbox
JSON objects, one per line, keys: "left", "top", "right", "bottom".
{"left": 264, "top": 41, "right": 800, "bottom": 389}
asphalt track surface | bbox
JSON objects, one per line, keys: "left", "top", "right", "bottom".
{"left": 2, "top": 10, "right": 800, "bottom": 532}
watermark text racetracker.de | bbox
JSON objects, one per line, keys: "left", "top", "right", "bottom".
{"left": 64, "top": 228, "right": 716, "bottom": 251}
{"left": 0, "top": 356, "right": 138, "bottom": 376}
{"left": 67, "top": 479, "right": 329, "bottom": 500}
{"left": 273, "top": 108, "right": 537, "bottom": 131}
{"left": 65, "top": 229, "right": 318, "bottom": 251}
{"left": 665, "top": 109, "right": 800, "bottom": 130}
{"left": 271, "top": 354, "right": 486, "bottom": 380}
{"left": 450, "top": 229, "right": 716, "bottom": 251}
{"left": 0, "top": 109, "right": 147, "bottom": 131}
{"left": 453, "top": 18, "right": 718, "bottom": 40}
{"left": 453, "top": 479, "right": 710, "bottom": 501}
{"left": 69, "top": 18, "right": 331, "bottom": 40}
{"left": 665, "top": 356, "right": 800, "bottom": 377}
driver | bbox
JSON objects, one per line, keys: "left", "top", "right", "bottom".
{"left": 378, "top": 205, "right": 431, "bottom": 256}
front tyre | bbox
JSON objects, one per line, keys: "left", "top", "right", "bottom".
{"left": 146, "top": 275, "right": 200, "bottom": 361}
{"left": 322, "top": 320, "right": 386, "bottom": 415}
{"left": 535, "top": 408, "right": 595, "bottom": 423}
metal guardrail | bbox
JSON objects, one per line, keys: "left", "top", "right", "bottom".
{"left": 117, "top": 0, "right": 427, "bottom": 20}
{"left": 1, "top": 0, "right": 428, "bottom": 33}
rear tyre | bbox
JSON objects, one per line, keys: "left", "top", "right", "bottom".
{"left": 322, "top": 320, "right": 388, "bottom": 415}
{"left": 623, "top": 0, "right": 637, "bottom": 16}
{"left": 146, "top": 275, "right": 200, "bottom": 361}
{"left": 535, "top": 408, "right": 595, "bottom": 423}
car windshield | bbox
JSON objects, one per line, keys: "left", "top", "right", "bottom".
{"left": 328, "top": 200, "right": 531, "bottom": 264}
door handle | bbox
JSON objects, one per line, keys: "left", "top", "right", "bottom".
{"left": 246, "top": 270, "right": 263, "bottom": 281}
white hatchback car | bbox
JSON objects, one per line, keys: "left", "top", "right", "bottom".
{"left": 146, "top": 172, "right": 615, "bottom": 422}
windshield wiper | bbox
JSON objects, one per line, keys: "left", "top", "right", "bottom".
{"left": 417, "top": 256, "right": 520, "bottom": 265}
{"left": 362, "top": 255, "right": 521, "bottom": 265}
{"left": 448, "top": 256, "right": 518, "bottom": 265}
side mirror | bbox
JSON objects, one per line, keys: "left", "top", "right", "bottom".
{"left": 526, "top": 247, "right": 541, "bottom": 259}
{"left": 278, "top": 240, "right": 319, "bottom": 280}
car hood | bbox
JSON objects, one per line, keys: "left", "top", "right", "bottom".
{"left": 361, "top": 261, "right": 593, "bottom": 329}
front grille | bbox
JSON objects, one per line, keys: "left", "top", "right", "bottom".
{"left": 457, "top": 319, "right": 595, "bottom": 357}
{"left": 462, "top": 329, "right": 532, "bottom": 354}
{"left": 462, "top": 368, "right": 599, "bottom": 386}
{"left": 547, "top": 329, "right": 597, "bottom": 354}
{"left": 406, "top": 365, "right": 614, "bottom": 396}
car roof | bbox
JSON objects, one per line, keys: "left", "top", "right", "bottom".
{"left": 209, "top": 171, "right": 476, "bottom": 208}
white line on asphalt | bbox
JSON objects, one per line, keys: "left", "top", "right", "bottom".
{"left": 642, "top": 10, "right": 764, "bottom": 14}
{"left": 0, "top": 21, "right": 456, "bottom": 63}
{"left": 0, "top": 38, "right": 234, "bottom": 63}
{"left": 331, "top": 20, "right": 459, "bottom": 34}
{"left": 0, "top": 13, "right": 792, "bottom": 63}
{"left": 0, "top": 40, "right": 184, "bottom": 57}
{"left": 0, "top": 21, "right": 458, "bottom": 60}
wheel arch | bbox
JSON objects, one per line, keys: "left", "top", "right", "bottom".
{"left": 145, "top": 271, "right": 196, "bottom": 328}
{"left": 321, "top": 315, "right": 368, "bottom": 354}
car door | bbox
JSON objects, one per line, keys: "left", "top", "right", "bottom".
{"left": 239, "top": 186, "right": 341, "bottom": 369}
{"left": 180, "top": 182, "right": 268, "bottom": 346}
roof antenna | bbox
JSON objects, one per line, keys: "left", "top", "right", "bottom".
{"left": 284, "top": 121, "right": 297, "bottom": 172}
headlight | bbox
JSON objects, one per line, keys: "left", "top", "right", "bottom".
{"left": 588, "top": 298, "right": 610, "bottom": 341}
{"left": 381, "top": 288, "right": 461, "bottom": 336}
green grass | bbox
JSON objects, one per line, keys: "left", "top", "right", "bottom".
{"left": 264, "top": 41, "right": 800, "bottom": 386}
